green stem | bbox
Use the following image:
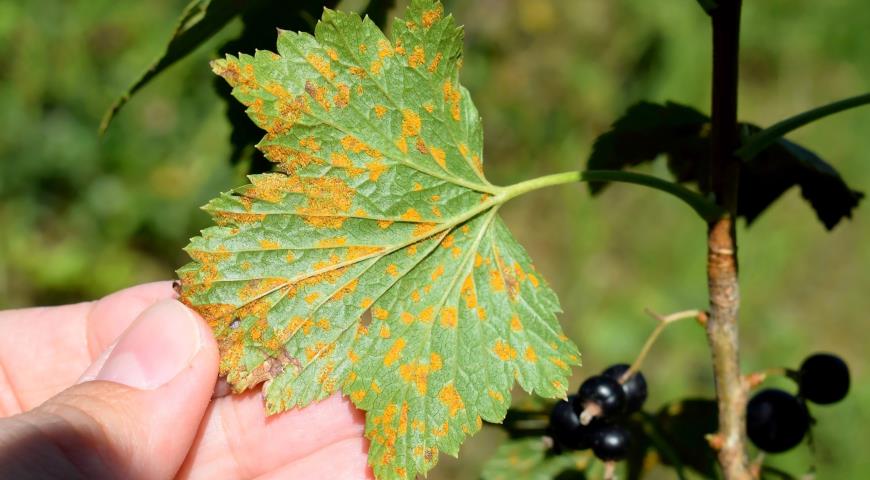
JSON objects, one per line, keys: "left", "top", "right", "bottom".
{"left": 501, "top": 171, "right": 581, "bottom": 201}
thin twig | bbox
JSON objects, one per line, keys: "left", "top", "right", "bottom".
{"left": 619, "top": 309, "right": 706, "bottom": 383}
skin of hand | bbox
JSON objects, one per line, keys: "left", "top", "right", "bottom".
{"left": 0, "top": 282, "right": 373, "bottom": 480}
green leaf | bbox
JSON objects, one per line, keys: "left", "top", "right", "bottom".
{"left": 585, "top": 101, "right": 710, "bottom": 195}
{"left": 100, "top": 0, "right": 262, "bottom": 133}
{"left": 480, "top": 437, "right": 591, "bottom": 480}
{"left": 588, "top": 101, "right": 863, "bottom": 229}
{"left": 652, "top": 399, "right": 720, "bottom": 479}
{"left": 736, "top": 92, "right": 870, "bottom": 161}
{"left": 178, "top": 1, "right": 581, "bottom": 478}
{"left": 737, "top": 127, "right": 864, "bottom": 229}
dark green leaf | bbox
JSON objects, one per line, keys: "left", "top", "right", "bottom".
{"left": 586, "top": 101, "right": 709, "bottom": 194}
{"left": 653, "top": 399, "right": 719, "bottom": 479}
{"left": 738, "top": 126, "right": 864, "bottom": 229}
{"left": 101, "top": 0, "right": 262, "bottom": 132}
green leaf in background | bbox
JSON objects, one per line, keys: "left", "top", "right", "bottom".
{"left": 178, "top": 1, "right": 581, "bottom": 478}
{"left": 587, "top": 101, "right": 864, "bottom": 229}
{"left": 480, "top": 437, "right": 592, "bottom": 480}
{"left": 100, "top": 0, "right": 260, "bottom": 132}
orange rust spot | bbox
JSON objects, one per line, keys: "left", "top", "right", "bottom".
{"left": 294, "top": 176, "right": 355, "bottom": 217}
{"left": 460, "top": 275, "right": 477, "bottom": 309}
{"left": 440, "top": 307, "right": 458, "bottom": 329}
{"left": 299, "top": 136, "right": 320, "bottom": 152}
{"left": 427, "top": 52, "right": 443, "bottom": 73}
{"left": 333, "top": 83, "right": 350, "bottom": 108}
{"left": 422, "top": 4, "right": 444, "bottom": 28}
{"left": 360, "top": 297, "right": 373, "bottom": 309}
{"left": 358, "top": 43, "right": 368, "bottom": 54}
{"left": 316, "top": 236, "right": 347, "bottom": 248}
{"left": 377, "top": 220, "right": 394, "bottom": 229}
{"left": 304, "top": 292, "right": 321, "bottom": 304}
{"left": 430, "top": 264, "right": 445, "bottom": 281}
{"left": 351, "top": 390, "right": 366, "bottom": 402}
{"left": 377, "top": 39, "right": 393, "bottom": 58}
{"left": 418, "top": 306, "right": 434, "bottom": 324}
{"left": 214, "top": 211, "right": 266, "bottom": 227}
{"left": 493, "top": 340, "right": 517, "bottom": 361}
{"left": 369, "top": 59, "right": 383, "bottom": 75}
{"left": 412, "top": 182, "right": 423, "bottom": 192}
{"left": 431, "top": 205, "right": 442, "bottom": 218}
{"left": 414, "top": 222, "right": 437, "bottom": 237}
{"left": 550, "top": 357, "right": 568, "bottom": 369}
{"left": 411, "top": 420, "right": 425, "bottom": 433}
{"left": 415, "top": 138, "right": 428, "bottom": 155}
{"left": 487, "top": 389, "right": 504, "bottom": 402}
{"left": 423, "top": 102, "right": 435, "bottom": 113}
{"left": 552, "top": 380, "right": 564, "bottom": 390}
{"left": 238, "top": 277, "right": 287, "bottom": 302}
{"left": 458, "top": 143, "right": 470, "bottom": 158}
{"left": 330, "top": 152, "right": 365, "bottom": 177}
{"left": 303, "top": 216, "right": 347, "bottom": 229}
{"left": 348, "top": 349, "right": 360, "bottom": 363}
{"left": 408, "top": 45, "right": 425, "bottom": 68}
{"left": 528, "top": 273, "right": 540, "bottom": 288}
{"left": 371, "top": 380, "right": 381, "bottom": 394}
{"left": 384, "top": 338, "right": 406, "bottom": 366}
{"left": 374, "top": 105, "right": 388, "bottom": 118}
{"left": 410, "top": 290, "right": 421, "bottom": 302}
{"left": 430, "top": 146, "right": 447, "bottom": 168}
{"left": 438, "top": 383, "right": 464, "bottom": 417}
{"left": 259, "top": 239, "right": 280, "bottom": 250}
{"left": 402, "top": 109, "right": 422, "bottom": 137}
{"left": 472, "top": 155, "right": 483, "bottom": 172}
{"left": 386, "top": 264, "right": 399, "bottom": 277}
{"left": 305, "top": 80, "right": 331, "bottom": 111}
{"left": 378, "top": 324, "right": 390, "bottom": 338}
{"left": 442, "top": 80, "right": 462, "bottom": 121}
{"left": 432, "top": 194, "right": 442, "bottom": 202}
{"left": 373, "top": 306, "right": 389, "bottom": 320}
{"left": 326, "top": 48, "right": 339, "bottom": 61}
{"left": 432, "top": 421, "right": 449, "bottom": 438}
{"left": 400, "top": 311, "right": 414, "bottom": 325}
{"left": 349, "top": 66, "right": 367, "bottom": 78}
{"left": 406, "top": 244, "right": 418, "bottom": 256}
{"left": 477, "top": 307, "right": 488, "bottom": 320}
{"left": 401, "top": 208, "right": 422, "bottom": 221}
{"left": 394, "top": 136, "right": 408, "bottom": 154}
{"left": 306, "top": 53, "right": 335, "bottom": 80}
{"left": 490, "top": 270, "right": 506, "bottom": 292}
{"left": 510, "top": 314, "right": 523, "bottom": 332}
{"left": 240, "top": 261, "right": 251, "bottom": 271}
{"left": 366, "top": 160, "right": 387, "bottom": 181}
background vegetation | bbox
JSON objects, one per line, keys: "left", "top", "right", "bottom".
{"left": 1, "top": 0, "right": 867, "bottom": 477}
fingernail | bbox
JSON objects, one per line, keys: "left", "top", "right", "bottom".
{"left": 96, "top": 299, "right": 203, "bottom": 390}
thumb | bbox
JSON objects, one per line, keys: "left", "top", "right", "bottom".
{"left": 0, "top": 299, "right": 219, "bottom": 480}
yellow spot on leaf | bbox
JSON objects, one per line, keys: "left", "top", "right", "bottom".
{"left": 510, "top": 314, "right": 523, "bottom": 332}
{"left": 384, "top": 338, "right": 406, "bottom": 366}
{"left": 366, "top": 160, "right": 387, "bottom": 181}
{"left": 386, "top": 264, "right": 399, "bottom": 277}
{"left": 493, "top": 340, "right": 517, "bottom": 360}
{"left": 487, "top": 389, "right": 504, "bottom": 402}
{"left": 351, "top": 390, "right": 366, "bottom": 402}
{"left": 374, "top": 104, "right": 388, "bottom": 118}
{"left": 401, "top": 208, "right": 422, "bottom": 221}
{"left": 259, "top": 239, "right": 280, "bottom": 250}
{"left": 438, "top": 383, "right": 464, "bottom": 417}
{"left": 402, "top": 109, "right": 422, "bottom": 137}
{"left": 408, "top": 45, "right": 425, "bottom": 68}
{"left": 373, "top": 306, "right": 389, "bottom": 320}
{"left": 430, "top": 146, "right": 446, "bottom": 168}
{"left": 378, "top": 220, "right": 394, "bottom": 229}
{"left": 419, "top": 306, "right": 434, "bottom": 324}
{"left": 304, "top": 292, "right": 321, "bottom": 304}
{"left": 427, "top": 52, "right": 443, "bottom": 73}
{"left": 422, "top": 4, "right": 444, "bottom": 28}
{"left": 431, "top": 264, "right": 445, "bottom": 281}
{"left": 525, "top": 346, "right": 538, "bottom": 362}
{"left": 316, "top": 236, "right": 347, "bottom": 248}
{"left": 377, "top": 39, "right": 393, "bottom": 58}
{"left": 440, "top": 307, "right": 458, "bottom": 328}
{"left": 379, "top": 324, "right": 390, "bottom": 338}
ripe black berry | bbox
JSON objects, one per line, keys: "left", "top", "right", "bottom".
{"left": 746, "top": 389, "right": 809, "bottom": 453}
{"left": 601, "top": 364, "right": 648, "bottom": 414}
{"left": 576, "top": 375, "right": 626, "bottom": 418}
{"left": 591, "top": 422, "right": 631, "bottom": 461}
{"left": 799, "top": 353, "right": 850, "bottom": 405}
{"left": 548, "top": 396, "right": 593, "bottom": 450}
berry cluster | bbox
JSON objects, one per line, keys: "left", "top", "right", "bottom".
{"left": 747, "top": 353, "right": 850, "bottom": 453}
{"left": 547, "top": 364, "right": 648, "bottom": 462}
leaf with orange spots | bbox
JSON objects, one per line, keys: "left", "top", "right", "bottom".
{"left": 178, "top": 1, "right": 580, "bottom": 479}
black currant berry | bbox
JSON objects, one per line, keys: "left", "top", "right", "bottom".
{"left": 601, "top": 364, "right": 648, "bottom": 414}
{"left": 746, "top": 389, "right": 809, "bottom": 453}
{"left": 575, "top": 375, "right": 626, "bottom": 418}
{"left": 548, "top": 396, "right": 593, "bottom": 450}
{"left": 799, "top": 353, "right": 850, "bottom": 405}
{"left": 590, "top": 422, "right": 631, "bottom": 461}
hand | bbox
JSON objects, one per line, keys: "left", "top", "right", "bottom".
{"left": 0, "top": 282, "right": 372, "bottom": 479}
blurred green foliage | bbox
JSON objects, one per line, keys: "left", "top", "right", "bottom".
{"left": 0, "top": 0, "right": 867, "bottom": 478}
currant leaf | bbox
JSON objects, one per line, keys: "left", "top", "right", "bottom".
{"left": 178, "top": 1, "right": 580, "bottom": 478}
